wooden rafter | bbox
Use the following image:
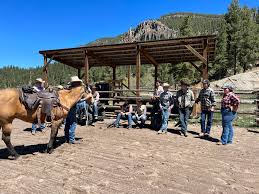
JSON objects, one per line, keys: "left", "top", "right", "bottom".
{"left": 140, "top": 48, "right": 158, "bottom": 66}
{"left": 189, "top": 62, "right": 202, "bottom": 73}
{"left": 185, "top": 45, "right": 207, "bottom": 65}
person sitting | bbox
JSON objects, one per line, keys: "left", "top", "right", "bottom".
{"left": 132, "top": 100, "right": 147, "bottom": 128}
{"left": 91, "top": 85, "right": 100, "bottom": 121}
{"left": 31, "top": 78, "right": 46, "bottom": 135}
{"left": 115, "top": 100, "right": 133, "bottom": 129}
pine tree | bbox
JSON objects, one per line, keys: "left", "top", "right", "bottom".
{"left": 225, "top": 0, "right": 242, "bottom": 75}
{"left": 211, "top": 19, "right": 229, "bottom": 79}
{"left": 180, "top": 16, "right": 193, "bottom": 37}
{"left": 238, "top": 7, "right": 258, "bottom": 72}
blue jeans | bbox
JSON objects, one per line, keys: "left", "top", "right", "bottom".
{"left": 31, "top": 123, "right": 45, "bottom": 132}
{"left": 201, "top": 110, "right": 214, "bottom": 134}
{"left": 115, "top": 113, "right": 133, "bottom": 128}
{"left": 179, "top": 108, "right": 190, "bottom": 133}
{"left": 93, "top": 101, "right": 98, "bottom": 117}
{"left": 221, "top": 108, "right": 237, "bottom": 144}
{"left": 160, "top": 108, "right": 170, "bottom": 131}
{"left": 132, "top": 114, "right": 147, "bottom": 126}
{"left": 64, "top": 105, "right": 77, "bottom": 143}
{"left": 76, "top": 100, "right": 89, "bottom": 115}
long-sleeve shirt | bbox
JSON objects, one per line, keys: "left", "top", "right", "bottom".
{"left": 92, "top": 91, "right": 100, "bottom": 103}
{"left": 176, "top": 89, "right": 195, "bottom": 109}
{"left": 159, "top": 91, "right": 174, "bottom": 109}
{"left": 153, "top": 86, "right": 164, "bottom": 96}
{"left": 221, "top": 92, "right": 240, "bottom": 109}
{"left": 196, "top": 87, "right": 216, "bottom": 111}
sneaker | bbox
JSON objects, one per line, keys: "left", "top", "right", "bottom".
{"left": 31, "top": 131, "right": 36, "bottom": 135}
{"left": 183, "top": 132, "right": 188, "bottom": 137}
{"left": 198, "top": 133, "right": 204, "bottom": 137}
{"left": 157, "top": 130, "right": 163, "bottom": 134}
{"left": 127, "top": 126, "right": 132, "bottom": 129}
{"left": 69, "top": 141, "right": 80, "bottom": 145}
{"left": 162, "top": 130, "right": 167, "bottom": 134}
{"left": 94, "top": 116, "right": 98, "bottom": 120}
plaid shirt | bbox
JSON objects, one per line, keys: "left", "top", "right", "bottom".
{"left": 221, "top": 92, "right": 240, "bottom": 109}
{"left": 196, "top": 87, "right": 216, "bottom": 111}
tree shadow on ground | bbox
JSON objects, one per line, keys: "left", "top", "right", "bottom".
{"left": 0, "top": 136, "right": 66, "bottom": 160}
{"left": 247, "top": 129, "right": 259, "bottom": 134}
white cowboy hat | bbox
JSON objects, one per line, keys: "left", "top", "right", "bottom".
{"left": 162, "top": 83, "right": 170, "bottom": 87}
{"left": 35, "top": 78, "right": 45, "bottom": 83}
{"left": 57, "top": 85, "right": 64, "bottom": 89}
{"left": 70, "top": 76, "right": 82, "bottom": 83}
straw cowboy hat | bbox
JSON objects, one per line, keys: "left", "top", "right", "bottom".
{"left": 162, "top": 83, "right": 170, "bottom": 87}
{"left": 35, "top": 78, "right": 45, "bottom": 83}
{"left": 70, "top": 76, "right": 82, "bottom": 83}
{"left": 57, "top": 85, "right": 64, "bottom": 90}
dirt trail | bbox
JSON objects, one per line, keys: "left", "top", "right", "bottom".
{"left": 0, "top": 119, "right": 258, "bottom": 194}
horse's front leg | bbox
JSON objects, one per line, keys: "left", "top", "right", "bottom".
{"left": 2, "top": 123, "right": 20, "bottom": 160}
{"left": 46, "top": 119, "right": 63, "bottom": 154}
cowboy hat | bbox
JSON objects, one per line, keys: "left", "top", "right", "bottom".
{"left": 35, "top": 78, "right": 45, "bottom": 83}
{"left": 162, "top": 83, "right": 170, "bottom": 87}
{"left": 57, "top": 85, "right": 64, "bottom": 90}
{"left": 70, "top": 76, "right": 82, "bottom": 83}
{"left": 222, "top": 83, "right": 234, "bottom": 90}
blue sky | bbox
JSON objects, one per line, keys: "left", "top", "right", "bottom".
{"left": 0, "top": 0, "right": 258, "bottom": 68}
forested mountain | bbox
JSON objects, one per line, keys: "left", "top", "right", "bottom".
{"left": 0, "top": 0, "right": 258, "bottom": 88}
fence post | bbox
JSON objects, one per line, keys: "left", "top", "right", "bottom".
{"left": 191, "top": 87, "right": 200, "bottom": 118}
{"left": 255, "top": 90, "right": 259, "bottom": 126}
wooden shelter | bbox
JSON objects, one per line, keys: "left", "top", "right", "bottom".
{"left": 39, "top": 35, "right": 216, "bottom": 96}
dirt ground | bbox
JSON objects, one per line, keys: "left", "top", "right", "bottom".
{"left": 0, "top": 119, "right": 258, "bottom": 194}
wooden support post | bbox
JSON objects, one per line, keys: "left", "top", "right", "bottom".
{"left": 191, "top": 86, "right": 200, "bottom": 118}
{"left": 84, "top": 51, "right": 89, "bottom": 84}
{"left": 43, "top": 54, "right": 48, "bottom": 88}
{"left": 154, "top": 65, "right": 158, "bottom": 90}
{"left": 136, "top": 45, "right": 141, "bottom": 97}
{"left": 78, "top": 68, "right": 81, "bottom": 78}
{"left": 112, "top": 65, "right": 116, "bottom": 81}
{"left": 202, "top": 39, "right": 209, "bottom": 80}
{"left": 255, "top": 90, "right": 259, "bottom": 126}
{"left": 128, "top": 65, "right": 131, "bottom": 89}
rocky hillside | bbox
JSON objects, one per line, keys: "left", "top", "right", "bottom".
{"left": 87, "top": 12, "right": 223, "bottom": 46}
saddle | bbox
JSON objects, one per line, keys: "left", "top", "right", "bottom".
{"left": 19, "top": 86, "right": 60, "bottom": 124}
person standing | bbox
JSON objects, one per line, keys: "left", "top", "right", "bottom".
{"left": 176, "top": 80, "right": 195, "bottom": 137}
{"left": 218, "top": 83, "right": 240, "bottom": 145}
{"left": 31, "top": 78, "right": 46, "bottom": 135}
{"left": 64, "top": 76, "right": 83, "bottom": 144}
{"left": 195, "top": 79, "right": 216, "bottom": 137}
{"left": 157, "top": 83, "right": 174, "bottom": 134}
{"left": 153, "top": 80, "right": 164, "bottom": 97}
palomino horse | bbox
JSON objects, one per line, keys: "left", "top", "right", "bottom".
{"left": 0, "top": 86, "right": 93, "bottom": 159}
